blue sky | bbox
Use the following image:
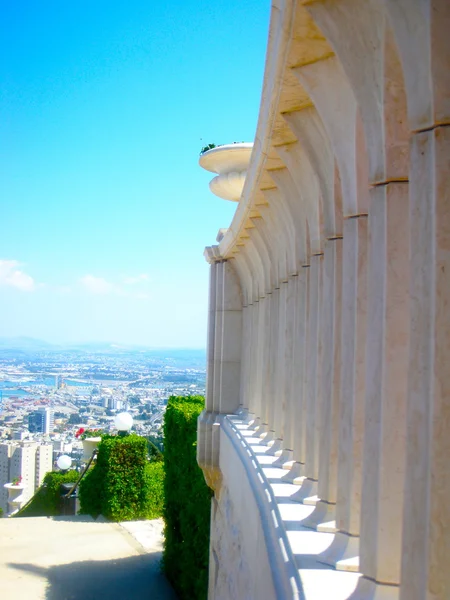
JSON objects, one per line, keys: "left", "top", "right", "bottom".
{"left": 0, "top": 0, "right": 269, "bottom": 347}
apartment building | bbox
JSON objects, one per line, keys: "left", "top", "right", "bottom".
{"left": 0, "top": 441, "right": 53, "bottom": 514}
{"left": 28, "top": 407, "right": 54, "bottom": 435}
{"left": 35, "top": 443, "right": 53, "bottom": 490}
{"left": 0, "top": 444, "right": 14, "bottom": 514}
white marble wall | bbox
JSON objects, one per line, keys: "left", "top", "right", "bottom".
{"left": 198, "top": 2, "right": 450, "bottom": 598}
{"left": 207, "top": 429, "right": 278, "bottom": 600}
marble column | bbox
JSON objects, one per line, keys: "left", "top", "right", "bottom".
{"left": 242, "top": 302, "right": 253, "bottom": 416}
{"left": 272, "top": 280, "right": 287, "bottom": 447}
{"left": 322, "top": 215, "right": 368, "bottom": 569}
{"left": 211, "top": 260, "right": 236, "bottom": 473}
{"left": 248, "top": 299, "right": 260, "bottom": 417}
{"left": 253, "top": 295, "right": 267, "bottom": 425}
{"left": 198, "top": 255, "right": 243, "bottom": 492}
{"left": 356, "top": 181, "right": 410, "bottom": 594}
{"left": 265, "top": 286, "right": 280, "bottom": 445}
{"left": 205, "top": 260, "right": 218, "bottom": 412}
{"left": 276, "top": 275, "right": 297, "bottom": 464}
{"left": 218, "top": 260, "right": 243, "bottom": 415}
{"left": 212, "top": 261, "right": 224, "bottom": 414}
{"left": 288, "top": 265, "right": 309, "bottom": 479}
{"left": 400, "top": 126, "right": 450, "bottom": 600}
{"left": 258, "top": 291, "right": 272, "bottom": 435}
{"left": 292, "top": 253, "right": 323, "bottom": 503}
{"left": 302, "top": 236, "right": 343, "bottom": 528}
{"left": 239, "top": 304, "right": 250, "bottom": 412}
{"left": 198, "top": 258, "right": 218, "bottom": 470}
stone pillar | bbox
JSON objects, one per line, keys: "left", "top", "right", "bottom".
{"left": 287, "top": 265, "right": 309, "bottom": 480}
{"left": 266, "top": 287, "right": 280, "bottom": 444}
{"left": 198, "top": 254, "right": 243, "bottom": 492}
{"left": 209, "top": 260, "right": 224, "bottom": 478}
{"left": 400, "top": 126, "right": 450, "bottom": 600}
{"left": 303, "top": 236, "right": 343, "bottom": 528}
{"left": 239, "top": 304, "right": 250, "bottom": 412}
{"left": 205, "top": 261, "right": 217, "bottom": 412}
{"left": 212, "top": 260, "right": 242, "bottom": 470}
{"left": 272, "top": 280, "right": 287, "bottom": 445}
{"left": 212, "top": 262, "right": 224, "bottom": 413}
{"left": 357, "top": 181, "right": 410, "bottom": 593}
{"left": 248, "top": 299, "right": 260, "bottom": 417}
{"left": 292, "top": 253, "right": 323, "bottom": 502}
{"left": 259, "top": 292, "right": 272, "bottom": 434}
{"left": 253, "top": 295, "right": 267, "bottom": 424}
{"left": 198, "top": 253, "right": 218, "bottom": 471}
{"left": 219, "top": 261, "right": 243, "bottom": 415}
{"left": 322, "top": 215, "right": 368, "bottom": 569}
{"left": 277, "top": 275, "right": 297, "bottom": 462}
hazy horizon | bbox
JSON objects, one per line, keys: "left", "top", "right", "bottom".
{"left": 0, "top": 335, "right": 207, "bottom": 351}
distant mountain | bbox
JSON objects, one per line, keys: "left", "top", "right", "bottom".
{"left": 0, "top": 337, "right": 59, "bottom": 351}
{"left": 65, "top": 344, "right": 207, "bottom": 367}
{"left": 66, "top": 342, "right": 206, "bottom": 355}
{"left": 0, "top": 337, "right": 206, "bottom": 367}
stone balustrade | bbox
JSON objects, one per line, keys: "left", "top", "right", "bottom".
{"left": 197, "top": 2, "right": 450, "bottom": 599}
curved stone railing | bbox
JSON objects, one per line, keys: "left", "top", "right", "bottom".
{"left": 198, "top": 2, "right": 450, "bottom": 599}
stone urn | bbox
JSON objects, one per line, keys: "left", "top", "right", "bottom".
{"left": 82, "top": 437, "right": 101, "bottom": 461}
{"left": 4, "top": 482, "right": 26, "bottom": 516}
{"left": 199, "top": 143, "right": 253, "bottom": 201}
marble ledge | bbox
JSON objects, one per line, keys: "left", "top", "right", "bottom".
{"left": 222, "top": 415, "right": 363, "bottom": 600}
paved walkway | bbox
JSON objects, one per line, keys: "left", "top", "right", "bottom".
{"left": 0, "top": 515, "right": 177, "bottom": 600}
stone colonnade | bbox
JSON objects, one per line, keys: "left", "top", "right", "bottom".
{"left": 198, "top": 1, "right": 450, "bottom": 599}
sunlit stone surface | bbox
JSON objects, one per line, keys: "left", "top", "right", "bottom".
{"left": 198, "top": 2, "right": 450, "bottom": 599}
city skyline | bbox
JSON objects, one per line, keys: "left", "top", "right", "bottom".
{"left": 0, "top": 0, "right": 270, "bottom": 346}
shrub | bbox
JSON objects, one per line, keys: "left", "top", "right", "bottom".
{"left": 200, "top": 142, "right": 216, "bottom": 154}
{"left": 144, "top": 461, "right": 164, "bottom": 519}
{"left": 79, "top": 434, "right": 164, "bottom": 521}
{"left": 15, "top": 470, "right": 78, "bottom": 518}
{"left": 163, "top": 395, "right": 212, "bottom": 600}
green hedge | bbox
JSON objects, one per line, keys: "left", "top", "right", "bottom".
{"left": 15, "top": 470, "right": 79, "bottom": 518}
{"left": 144, "top": 461, "right": 165, "bottom": 519}
{"left": 163, "top": 396, "right": 212, "bottom": 600}
{"left": 79, "top": 434, "right": 164, "bottom": 521}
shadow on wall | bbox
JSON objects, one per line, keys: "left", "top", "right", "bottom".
{"left": 8, "top": 553, "right": 178, "bottom": 600}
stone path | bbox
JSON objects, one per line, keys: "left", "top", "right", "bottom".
{"left": 0, "top": 515, "right": 177, "bottom": 600}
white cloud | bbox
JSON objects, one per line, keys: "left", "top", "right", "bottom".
{"left": 0, "top": 260, "right": 36, "bottom": 292}
{"left": 123, "top": 274, "right": 150, "bottom": 285}
{"left": 0, "top": 264, "right": 150, "bottom": 298}
{"left": 79, "top": 275, "right": 114, "bottom": 295}
{"left": 55, "top": 285, "right": 72, "bottom": 295}
{"left": 134, "top": 292, "right": 151, "bottom": 300}
{"left": 79, "top": 275, "right": 150, "bottom": 300}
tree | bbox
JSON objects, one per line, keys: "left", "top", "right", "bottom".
{"left": 128, "top": 394, "right": 141, "bottom": 406}
{"left": 68, "top": 413, "right": 82, "bottom": 425}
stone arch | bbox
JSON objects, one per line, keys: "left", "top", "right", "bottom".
{"left": 274, "top": 141, "right": 322, "bottom": 255}
{"left": 261, "top": 187, "right": 298, "bottom": 277}
{"left": 258, "top": 199, "right": 290, "bottom": 283}
{"left": 283, "top": 108, "right": 336, "bottom": 238}
{"left": 384, "top": 0, "right": 450, "bottom": 131}
{"left": 267, "top": 167, "right": 308, "bottom": 267}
